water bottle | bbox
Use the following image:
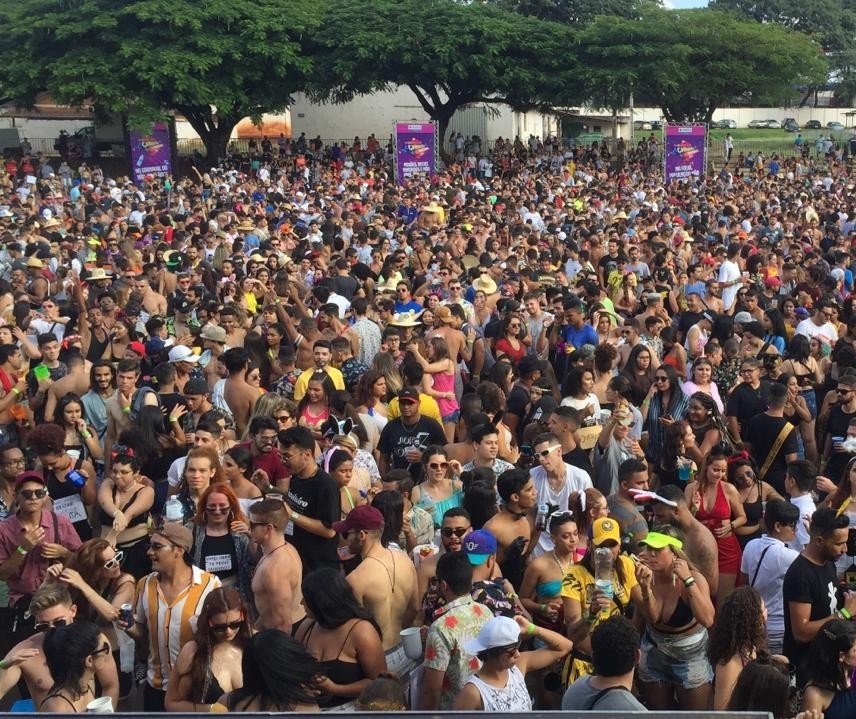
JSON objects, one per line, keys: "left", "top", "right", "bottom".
{"left": 164, "top": 496, "right": 184, "bottom": 523}
{"left": 594, "top": 546, "right": 614, "bottom": 600}
{"left": 535, "top": 503, "right": 549, "bottom": 532}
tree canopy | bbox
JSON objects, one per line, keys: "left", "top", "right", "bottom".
{"left": 490, "top": 0, "right": 659, "bottom": 26}
{"left": 311, "top": 0, "right": 581, "bottom": 144}
{"left": 577, "top": 8, "right": 828, "bottom": 122}
{"left": 0, "top": 0, "right": 318, "bottom": 162}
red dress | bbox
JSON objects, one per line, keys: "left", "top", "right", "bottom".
{"left": 695, "top": 480, "right": 741, "bottom": 574}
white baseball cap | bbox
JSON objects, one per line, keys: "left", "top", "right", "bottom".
{"left": 168, "top": 346, "right": 199, "bottom": 364}
{"left": 463, "top": 616, "right": 520, "bottom": 655}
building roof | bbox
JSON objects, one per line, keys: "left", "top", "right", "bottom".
{"left": 0, "top": 93, "right": 93, "bottom": 121}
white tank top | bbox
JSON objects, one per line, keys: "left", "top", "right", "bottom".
{"left": 465, "top": 666, "right": 532, "bottom": 711}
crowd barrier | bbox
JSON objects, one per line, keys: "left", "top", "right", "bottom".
{"left": 8, "top": 713, "right": 774, "bottom": 718}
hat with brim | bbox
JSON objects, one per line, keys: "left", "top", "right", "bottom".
{"left": 155, "top": 522, "right": 193, "bottom": 552}
{"left": 639, "top": 531, "right": 684, "bottom": 551}
{"left": 473, "top": 274, "right": 498, "bottom": 295}
{"left": 461, "top": 254, "right": 479, "bottom": 270}
{"left": 464, "top": 615, "right": 520, "bottom": 655}
{"left": 87, "top": 268, "right": 112, "bottom": 282}
{"left": 15, "top": 470, "right": 47, "bottom": 490}
{"left": 590, "top": 517, "right": 621, "bottom": 546}
{"left": 332, "top": 505, "right": 385, "bottom": 534}
{"left": 26, "top": 257, "right": 43, "bottom": 269}
{"left": 388, "top": 310, "right": 422, "bottom": 328}
{"left": 433, "top": 306, "right": 455, "bottom": 325}
{"left": 237, "top": 221, "right": 256, "bottom": 232}
{"left": 462, "top": 529, "right": 498, "bottom": 565}
{"left": 377, "top": 272, "right": 404, "bottom": 293}
{"left": 42, "top": 218, "right": 60, "bottom": 229}
{"left": 200, "top": 324, "right": 227, "bottom": 343}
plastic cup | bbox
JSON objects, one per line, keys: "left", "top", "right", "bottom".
{"left": 400, "top": 626, "right": 423, "bottom": 660}
{"left": 67, "top": 449, "right": 80, "bottom": 461}
{"left": 86, "top": 696, "right": 114, "bottom": 713}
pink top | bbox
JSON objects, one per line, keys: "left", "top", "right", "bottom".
{"left": 432, "top": 371, "right": 458, "bottom": 417}
{"left": 681, "top": 380, "right": 724, "bottom": 412}
{"left": 0, "top": 510, "right": 82, "bottom": 604}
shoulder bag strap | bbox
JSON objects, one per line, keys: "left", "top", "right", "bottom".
{"left": 586, "top": 685, "right": 629, "bottom": 710}
{"left": 757, "top": 423, "right": 794, "bottom": 481}
{"left": 750, "top": 544, "right": 774, "bottom": 587}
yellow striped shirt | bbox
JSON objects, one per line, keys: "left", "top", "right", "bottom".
{"left": 134, "top": 565, "right": 221, "bottom": 690}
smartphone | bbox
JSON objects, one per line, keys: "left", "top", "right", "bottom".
{"left": 520, "top": 445, "right": 534, "bottom": 457}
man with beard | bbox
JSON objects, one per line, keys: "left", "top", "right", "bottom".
{"left": 417, "top": 508, "right": 473, "bottom": 611}
{"left": 336, "top": 505, "right": 418, "bottom": 653}
{"left": 80, "top": 361, "right": 114, "bottom": 445}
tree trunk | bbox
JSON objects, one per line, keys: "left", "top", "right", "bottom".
{"left": 177, "top": 105, "right": 240, "bottom": 167}
{"left": 436, "top": 112, "right": 455, "bottom": 162}
{"left": 199, "top": 126, "right": 232, "bottom": 166}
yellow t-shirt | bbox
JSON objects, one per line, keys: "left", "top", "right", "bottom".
{"left": 387, "top": 393, "right": 442, "bottom": 424}
{"left": 561, "top": 554, "right": 638, "bottom": 620}
{"left": 292, "top": 366, "right": 345, "bottom": 401}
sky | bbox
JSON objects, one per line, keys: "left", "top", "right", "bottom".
{"left": 664, "top": 0, "right": 709, "bottom": 7}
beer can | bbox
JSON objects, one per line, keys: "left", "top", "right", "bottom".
{"left": 119, "top": 603, "right": 134, "bottom": 625}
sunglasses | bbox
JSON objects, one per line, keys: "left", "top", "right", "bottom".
{"left": 103, "top": 551, "right": 124, "bottom": 570}
{"left": 249, "top": 520, "right": 271, "bottom": 530}
{"left": 205, "top": 505, "right": 230, "bottom": 514}
{"left": 654, "top": 376, "right": 669, "bottom": 382}
{"left": 148, "top": 541, "right": 174, "bottom": 552}
{"left": 428, "top": 462, "right": 448, "bottom": 470}
{"left": 35, "top": 617, "right": 68, "bottom": 632}
{"left": 19, "top": 488, "right": 48, "bottom": 500}
{"left": 440, "top": 527, "right": 469, "bottom": 538}
{"left": 838, "top": 389, "right": 853, "bottom": 395}
{"left": 537, "top": 445, "right": 561, "bottom": 458}
{"left": 275, "top": 415, "right": 291, "bottom": 422}
{"left": 209, "top": 619, "right": 244, "bottom": 634}
{"left": 91, "top": 641, "right": 111, "bottom": 657}
{"left": 497, "top": 640, "right": 522, "bottom": 656}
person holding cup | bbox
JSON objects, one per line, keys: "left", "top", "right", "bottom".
{"left": 40, "top": 620, "right": 113, "bottom": 712}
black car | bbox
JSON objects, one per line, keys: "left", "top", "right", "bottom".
{"left": 782, "top": 119, "right": 800, "bottom": 132}
{"left": 804, "top": 120, "right": 822, "bottom": 129}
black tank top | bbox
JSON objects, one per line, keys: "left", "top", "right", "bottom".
{"left": 86, "top": 329, "right": 109, "bottom": 363}
{"left": 97, "top": 486, "right": 149, "bottom": 530}
{"left": 45, "top": 457, "right": 91, "bottom": 541}
{"left": 307, "top": 620, "right": 366, "bottom": 708}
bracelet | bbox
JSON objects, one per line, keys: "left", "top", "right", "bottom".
{"left": 122, "top": 406, "right": 131, "bottom": 414}
{"left": 81, "top": 430, "right": 92, "bottom": 439}
{"left": 15, "top": 545, "right": 27, "bottom": 556}
{"left": 841, "top": 608, "right": 853, "bottom": 620}
{"left": 683, "top": 576, "right": 696, "bottom": 588}
{"left": 169, "top": 416, "right": 179, "bottom": 423}
{"left": 584, "top": 613, "right": 598, "bottom": 624}
{"left": 11, "top": 387, "right": 20, "bottom": 396}
{"left": 0, "top": 659, "right": 6, "bottom": 670}
{"left": 527, "top": 622, "right": 536, "bottom": 635}
{"left": 539, "top": 603, "right": 546, "bottom": 615}
{"left": 291, "top": 510, "right": 301, "bottom": 521}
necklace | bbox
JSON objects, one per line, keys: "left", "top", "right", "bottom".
{"left": 366, "top": 548, "right": 396, "bottom": 594}
{"left": 503, "top": 505, "right": 528, "bottom": 520}
{"left": 552, "top": 550, "right": 573, "bottom": 575}
{"left": 257, "top": 542, "right": 287, "bottom": 568}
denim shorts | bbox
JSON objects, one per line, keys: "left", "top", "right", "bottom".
{"left": 442, "top": 409, "right": 461, "bottom": 424}
{"left": 638, "top": 626, "right": 713, "bottom": 689}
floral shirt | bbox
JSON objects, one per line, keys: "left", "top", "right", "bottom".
{"left": 423, "top": 594, "right": 492, "bottom": 709}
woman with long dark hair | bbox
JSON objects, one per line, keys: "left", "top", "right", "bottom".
{"left": 166, "top": 587, "right": 252, "bottom": 712}
{"left": 221, "top": 445, "right": 264, "bottom": 516}
{"left": 727, "top": 655, "right": 792, "bottom": 719}
{"left": 55, "top": 391, "right": 104, "bottom": 463}
{"left": 620, "top": 343, "right": 657, "bottom": 406}
{"left": 370, "top": 490, "right": 404, "bottom": 549}
{"left": 41, "top": 621, "right": 113, "bottom": 712}
{"left": 801, "top": 619, "right": 856, "bottom": 717}
{"left": 411, "top": 445, "right": 463, "bottom": 526}
{"left": 642, "top": 364, "right": 690, "bottom": 465}
{"left": 708, "top": 586, "right": 769, "bottom": 710}
{"left": 295, "top": 568, "right": 386, "bottom": 707}
{"left": 462, "top": 479, "right": 498, "bottom": 530}
{"left": 296, "top": 370, "right": 335, "bottom": 442}
{"left": 353, "top": 369, "right": 389, "bottom": 433}
{"left": 216, "top": 629, "right": 321, "bottom": 712}
{"left": 683, "top": 391, "right": 735, "bottom": 468}
{"left": 778, "top": 333, "right": 821, "bottom": 463}
{"left": 728, "top": 455, "right": 782, "bottom": 549}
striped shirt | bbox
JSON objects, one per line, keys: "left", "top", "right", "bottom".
{"left": 134, "top": 565, "right": 221, "bottom": 690}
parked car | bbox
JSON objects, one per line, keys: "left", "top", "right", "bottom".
{"left": 633, "top": 120, "right": 652, "bottom": 131}
{"left": 711, "top": 119, "right": 737, "bottom": 129}
{"left": 748, "top": 119, "right": 780, "bottom": 129}
{"left": 804, "top": 120, "right": 822, "bottom": 129}
{"left": 650, "top": 120, "right": 663, "bottom": 130}
{"left": 827, "top": 121, "right": 845, "bottom": 131}
{"left": 782, "top": 118, "right": 800, "bottom": 132}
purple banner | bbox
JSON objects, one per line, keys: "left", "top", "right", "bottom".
{"left": 395, "top": 122, "right": 436, "bottom": 184}
{"left": 130, "top": 122, "right": 172, "bottom": 184}
{"left": 664, "top": 125, "right": 706, "bottom": 183}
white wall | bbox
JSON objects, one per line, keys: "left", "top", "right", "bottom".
{"left": 0, "top": 117, "right": 94, "bottom": 141}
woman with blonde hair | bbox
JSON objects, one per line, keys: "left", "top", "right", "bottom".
{"left": 242, "top": 392, "right": 288, "bottom": 440}
{"left": 371, "top": 352, "right": 403, "bottom": 397}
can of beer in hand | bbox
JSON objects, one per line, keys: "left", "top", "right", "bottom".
{"left": 119, "top": 603, "right": 133, "bottom": 625}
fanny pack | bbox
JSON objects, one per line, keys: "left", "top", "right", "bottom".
{"left": 647, "top": 625, "right": 708, "bottom": 661}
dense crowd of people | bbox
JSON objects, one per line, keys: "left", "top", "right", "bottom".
{"left": 0, "top": 131, "right": 853, "bottom": 717}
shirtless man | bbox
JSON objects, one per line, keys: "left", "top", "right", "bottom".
{"left": 249, "top": 499, "right": 304, "bottom": 632}
{"left": 132, "top": 272, "right": 167, "bottom": 316}
{"left": 44, "top": 352, "right": 91, "bottom": 422}
{"left": 337, "top": 505, "right": 418, "bottom": 652}
{"left": 0, "top": 584, "right": 119, "bottom": 709}
{"left": 483, "top": 469, "right": 536, "bottom": 565}
{"left": 222, "top": 348, "right": 258, "bottom": 437}
{"left": 650, "top": 485, "right": 720, "bottom": 597}
{"left": 425, "top": 305, "right": 473, "bottom": 370}
{"left": 218, "top": 307, "right": 246, "bottom": 349}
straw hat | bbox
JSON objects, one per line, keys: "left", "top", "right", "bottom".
{"left": 87, "top": 268, "right": 113, "bottom": 282}
{"left": 388, "top": 309, "right": 423, "bottom": 327}
{"left": 377, "top": 272, "right": 404, "bottom": 293}
{"left": 473, "top": 273, "right": 498, "bottom": 295}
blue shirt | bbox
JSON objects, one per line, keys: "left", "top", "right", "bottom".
{"left": 563, "top": 323, "right": 598, "bottom": 350}
{"left": 394, "top": 299, "right": 423, "bottom": 314}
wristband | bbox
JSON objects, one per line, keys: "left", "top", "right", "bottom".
{"left": 81, "top": 430, "right": 92, "bottom": 439}
{"left": 11, "top": 387, "right": 20, "bottom": 396}
{"left": 122, "top": 406, "right": 131, "bottom": 414}
{"left": 169, "top": 416, "right": 179, "bottom": 423}
{"left": 539, "top": 603, "right": 546, "bottom": 615}
{"left": 683, "top": 576, "right": 696, "bottom": 588}
{"left": 291, "top": 510, "right": 301, "bottom": 521}
{"left": 584, "top": 613, "right": 598, "bottom": 625}
{"left": 841, "top": 608, "right": 853, "bottom": 620}
{"left": 0, "top": 659, "right": 6, "bottom": 670}
{"left": 527, "top": 622, "right": 536, "bottom": 636}
{"left": 16, "top": 545, "right": 27, "bottom": 556}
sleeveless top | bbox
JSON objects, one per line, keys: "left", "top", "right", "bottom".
{"left": 466, "top": 666, "right": 532, "bottom": 711}
{"left": 45, "top": 456, "right": 91, "bottom": 541}
{"left": 97, "top": 486, "right": 148, "bottom": 531}
{"left": 695, "top": 481, "right": 742, "bottom": 574}
{"left": 812, "top": 686, "right": 856, "bottom": 719}
{"left": 739, "top": 482, "right": 763, "bottom": 549}
{"left": 306, "top": 620, "right": 366, "bottom": 708}
{"left": 200, "top": 655, "right": 226, "bottom": 705}
{"left": 432, "top": 370, "right": 458, "bottom": 417}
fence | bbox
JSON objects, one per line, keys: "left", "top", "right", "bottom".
{"left": 7, "top": 712, "right": 773, "bottom": 718}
